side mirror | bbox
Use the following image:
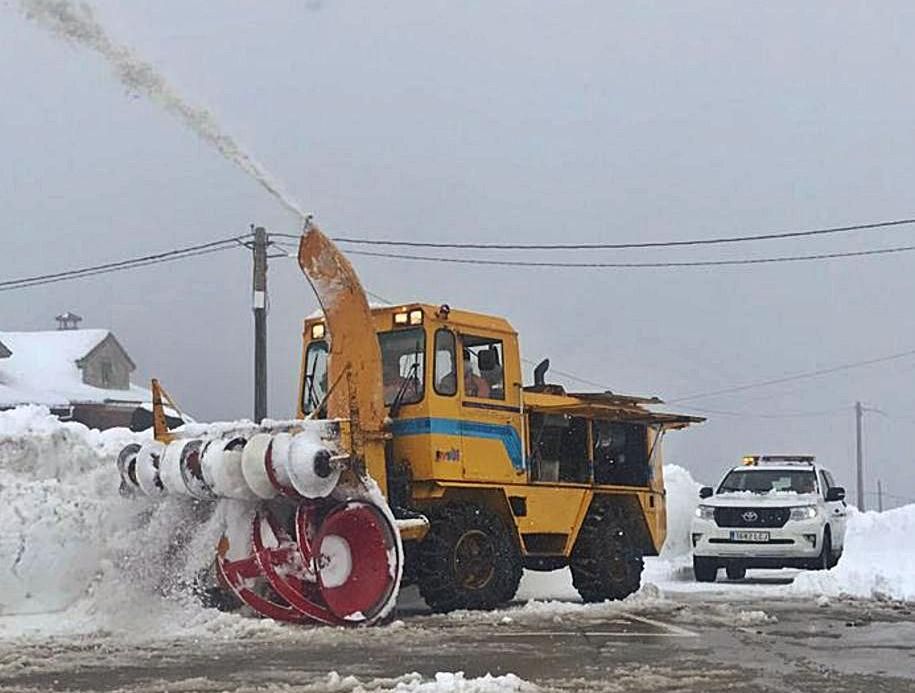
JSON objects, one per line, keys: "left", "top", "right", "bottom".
{"left": 826, "top": 487, "right": 846, "bottom": 502}
{"left": 699, "top": 486, "right": 713, "bottom": 499}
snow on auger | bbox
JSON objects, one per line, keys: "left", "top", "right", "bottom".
{"left": 117, "top": 222, "right": 703, "bottom": 627}
{"left": 117, "top": 407, "right": 402, "bottom": 626}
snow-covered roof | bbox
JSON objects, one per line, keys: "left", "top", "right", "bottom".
{"left": 0, "top": 329, "right": 150, "bottom": 408}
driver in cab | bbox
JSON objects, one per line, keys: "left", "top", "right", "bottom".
{"left": 463, "top": 349, "right": 490, "bottom": 398}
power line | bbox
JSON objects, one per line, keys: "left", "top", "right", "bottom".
{"left": 519, "top": 355, "right": 853, "bottom": 417}
{"left": 273, "top": 247, "right": 397, "bottom": 307}
{"left": 366, "top": 290, "right": 395, "bottom": 305}
{"left": 668, "top": 349, "right": 915, "bottom": 403}
{"left": 341, "top": 244, "right": 915, "bottom": 269}
{"left": 682, "top": 404, "right": 850, "bottom": 419}
{"left": 518, "top": 356, "right": 622, "bottom": 392}
{"left": 0, "top": 235, "right": 248, "bottom": 292}
{"left": 274, "top": 237, "right": 915, "bottom": 269}
{"left": 272, "top": 216, "right": 915, "bottom": 250}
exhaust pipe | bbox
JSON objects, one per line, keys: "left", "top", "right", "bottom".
{"left": 534, "top": 358, "right": 550, "bottom": 387}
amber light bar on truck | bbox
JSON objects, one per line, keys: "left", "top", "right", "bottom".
{"left": 742, "top": 455, "right": 815, "bottom": 466}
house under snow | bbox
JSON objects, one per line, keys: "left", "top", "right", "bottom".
{"left": 0, "top": 329, "right": 152, "bottom": 430}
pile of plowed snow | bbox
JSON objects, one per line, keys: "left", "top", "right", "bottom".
{"left": 0, "top": 406, "right": 265, "bottom": 637}
{"left": 791, "top": 504, "right": 915, "bottom": 602}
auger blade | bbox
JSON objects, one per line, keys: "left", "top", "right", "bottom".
{"left": 252, "top": 508, "right": 340, "bottom": 625}
{"left": 216, "top": 547, "right": 312, "bottom": 625}
{"left": 312, "top": 500, "right": 401, "bottom": 624}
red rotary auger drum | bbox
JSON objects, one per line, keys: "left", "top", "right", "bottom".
{"left": 117, "top": 424, "right": 403, "bottom": 626}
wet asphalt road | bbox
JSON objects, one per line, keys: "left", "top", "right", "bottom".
{"left": 0, "top": 588, "right": 912, "bottom": 692}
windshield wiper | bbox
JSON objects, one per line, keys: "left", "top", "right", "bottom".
{"left": 389, "top": 360, "right": 420, "bottom": 418}
{"left": 304, "top": 358, "right": 321, "bottom": 412}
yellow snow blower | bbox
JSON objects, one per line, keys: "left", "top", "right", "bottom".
{"left": 117, "top": 222, "right": 702, "bottom": 625}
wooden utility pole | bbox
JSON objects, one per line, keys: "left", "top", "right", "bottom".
{"left": 855, "top": 401, "right": 865, "bottom": 511}
{"left": 253, "top": 227, "right": 268, "bottom": 423}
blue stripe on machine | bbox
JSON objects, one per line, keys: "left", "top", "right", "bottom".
{"left": 388, "top": 417, "right": 524, "bottom": 471}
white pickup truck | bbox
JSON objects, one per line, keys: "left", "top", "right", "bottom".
{"left": 690, "top": 455, "right": 848, "bottom": 581}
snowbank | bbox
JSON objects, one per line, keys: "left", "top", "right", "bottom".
{"left": 0, "top": 405, "right": 260, "bottom": 636}
{"left": 791, "top": 504, "right": 915, "bottom": 602}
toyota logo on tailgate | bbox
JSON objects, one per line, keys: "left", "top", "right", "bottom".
{"left": 742, "top": 511, "right": 759, "bottom": 522}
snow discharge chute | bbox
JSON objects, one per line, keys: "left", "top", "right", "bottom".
{"left": 117, "top": 222, "right": 404, "bottom": 626}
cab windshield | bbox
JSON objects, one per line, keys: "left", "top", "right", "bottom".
{"left": 379, "top": 328, "right": 425, "bottom": 407}
{"left": 718, "top": 469, "right": 818, "bottom": 494}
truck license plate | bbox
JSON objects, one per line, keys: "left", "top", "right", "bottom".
{"left": 730, "top": 530, "right": 770, "bottom": 542}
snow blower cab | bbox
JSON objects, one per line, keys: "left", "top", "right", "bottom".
{"left": 300, "top": 301, "right": 703, "bottom": 611}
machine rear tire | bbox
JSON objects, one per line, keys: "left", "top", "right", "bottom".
{"left": 693, "top": 557, "right": 718, "bottom": 583}
{"left": 415, "top": 503, "right": 522, "bottom": 613}
{"left": 570, "top": 499, "right": 644, "bottom": 602}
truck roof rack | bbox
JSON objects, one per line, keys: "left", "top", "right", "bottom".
{"left": 742, "top": 454, "right": 815, "bottom": 466}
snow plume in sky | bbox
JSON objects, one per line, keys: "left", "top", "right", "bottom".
{"left": 18, "top": 0, "right": 308, "bottom": 220}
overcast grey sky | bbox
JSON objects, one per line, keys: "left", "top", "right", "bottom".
{"left": 3, "top": 1, "right": 915, "bottom": 505}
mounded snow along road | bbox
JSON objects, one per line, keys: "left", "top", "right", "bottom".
{"left": 1, "top": 407, "right": 913, "bottom": 691}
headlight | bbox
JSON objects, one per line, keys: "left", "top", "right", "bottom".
{"left": 789, "top": 505, "right": 818, "bottom": 521}
{"left": 694, "top": 505, "right": 715, "bottom": 521}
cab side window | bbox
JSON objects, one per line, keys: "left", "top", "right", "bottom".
{"left": 434, "top": 329, "right": 457, "bottom": 396}
{"left": 460, "top": 335, "right": 505, "bottom": 400}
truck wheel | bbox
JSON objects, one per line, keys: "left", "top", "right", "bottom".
{"left": 828, "top": 550, "right": 842, "bottom": 569}
{"left": 813, "top": 530, "right": 832, "bottom": 571}
{"left": 570, "top": 500, "right": 644, "bottom": 602}
{"left": 693, "top": 556, "right": 718, "bottom": 582}
{"left": 725, "top": 564, "right": 746, "bottom": 580}
{"left": 415, "top": 503, "right": 522, "bottom": 613}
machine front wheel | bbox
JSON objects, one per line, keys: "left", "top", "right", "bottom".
{"left": 415, "top": 503, "right": 522, "bottom": 613}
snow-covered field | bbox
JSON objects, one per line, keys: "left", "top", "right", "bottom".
{"left": 1, "top": 404, "right": 912, "bottom": 646}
